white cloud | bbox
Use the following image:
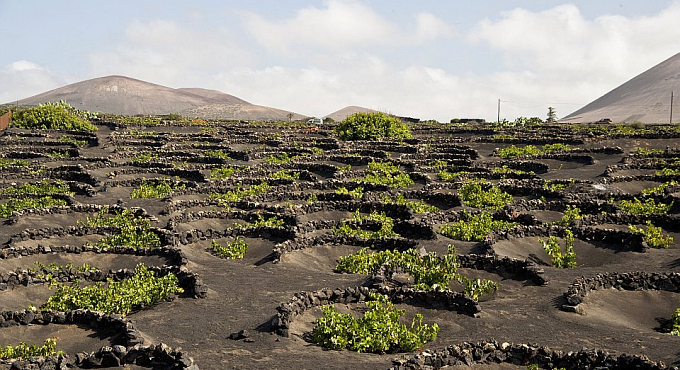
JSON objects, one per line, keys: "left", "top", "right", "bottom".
{"left": 0, "top": 61, "right": 65, "bottom": 103}
{"left": 470, "top": 3, "right": 680, "bottom": 85}
{"left": 214, "top": 55, "right": 519, "bottom": 121}
{"left": 413, "top": 12, "right": 456, "bottom": 42}
{"left": 239, "top": 0, "right": 453, "bottom": 54}
{"left": 89, "top": 20, "right": 255, "bottom": 88}
{"left": 9, "top": 60, "right": 46, "bottom": 72}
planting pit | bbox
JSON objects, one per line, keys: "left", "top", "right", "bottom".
{"left": 492, "top": 236, "right": 632, "bottom": 268}
{"left": 0, "top": 324, "right": 120, "bottom": 354}
{"left": 576, "top": 289, "right": 679, "bottom": 334}
{"left": 279, "top": 244, "right": 363, "bottom": 272}
{"left": 0, "top": 252, "right": 169, "bottom": 272}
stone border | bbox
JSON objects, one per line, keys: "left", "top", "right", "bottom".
{"left": 270, "top": 285, "right": 478, "bottom": 337}
{"left": 0, "top": 309, "right": 198, "bottom": 369}
{"left": 0, "top": 245, "right": 206, "bottom": 299}
{"left": 457, "top": 254, "right": 546, "bottom": 285}
{"left": 388, "top": 340, "right": 676, "bottom": 370}
{"left": 561, "top": 271, "right": 680, "bottom": 312}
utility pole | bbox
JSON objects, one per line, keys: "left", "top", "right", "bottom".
{"left": 497, "top": 99, "right": 501, "bottom": 123}
{"left": 671, "top": 91, "right": 674, "bottom": 124}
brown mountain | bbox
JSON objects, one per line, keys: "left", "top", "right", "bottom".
{"left": 14, "top": 75, "right": 303, "bottom": 120}
{"left": 323, "top": 106, "right": 378, "bottom": 122}
{"left": 176, "top": 87, "right": 249, "bottom": 105}
{"left": 562, "top": 52, "right": 680, "bottom": 123}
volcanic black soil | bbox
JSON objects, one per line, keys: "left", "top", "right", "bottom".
{"left": 0, "top": 120, "right": 679, "bottom": 369}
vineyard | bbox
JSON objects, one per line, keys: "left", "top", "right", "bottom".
{"left": 0, "top": 110, "right": 678, "bottom": 369}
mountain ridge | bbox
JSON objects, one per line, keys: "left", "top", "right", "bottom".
{"left": 13, "top": 75, "right": 304, "bottom": 120}
{"left": 562, "top": 52, "right": 680, "bottom": 123}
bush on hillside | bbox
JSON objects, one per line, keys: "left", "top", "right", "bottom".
{"left": 335, "top": 112, "right": 411, "bottom": 141}
{"left": 12, "top": 101, "right": 97, "bottom": 132}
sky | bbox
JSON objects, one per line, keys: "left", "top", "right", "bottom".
{"left": 1, "top": 0, "right": 679, "bottom": 121}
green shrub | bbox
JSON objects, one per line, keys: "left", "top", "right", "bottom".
{"left": 231, "top": 214, "right": 285, "bottom": 229}
{"left": 264, "top": 153, "right": 298, "bottom": 164}
{"left": 0, "top": 158, "right": 29, "bottom": 168}
{"left": 335, "top": 247, "right": 399, "bottom": 276}
{"left": 458, "top": 179, "right": 513, "bottom": 210}
{"left": 359, "top": 160, "right": 413, "bottom": 189}
{"left": 130, "top": 179, "right": 185, "bottom": 199}
{"left": 12, "top": 101, "right": 97, "bottom": 132}
{"left": 269, "top": 169, "right": 300, "bottom": 180}
{"left": 41, "top": 263, "right": 183, "bottom": 316}
{"left": 641, "top": 181, "right": 677, "bottom": 196}
{"left": 629, "top": 221, "right": 674, "bottom": 249}
{"left": 81, "top": 207, "right": 148, "bottom": 228}
{"left": 335, "top": 112, "right": 412, "bottom": 141}
{"left": 212, "top": 237, "right": 248, "bottom": 259}
{"left": 335, "top": 246, "right": 496, "bottom": 298}
{"left": 543, "top": 179, "right": 575, "bottom": 192}
{"left": 381, "top": 194, "right": 439, "bottom": 213}
{"left": 127, "top": 129, "right": 157, "bottom": 137}
{"left": 440, "top": 211, "right": 517, "bottom": 241}
{"left": 82, "top": 208, "right": 162, "bottom": 250}
{"left": 163, "top": 113, "right": 184, "bottom": 121}
{"left": 205, "top": 150, "right": 234, "bottom": 161}
{"left": 59, "top": 135, "right": 87, "bottom": 147}
{"left": 209, "top": 182, "right": 269, "bottom": 204}
{"left": 492, "top": 165, "right": 534, "bottom": 175}
{"left": 497, "top": 143, "right": 571, "bottom": 159}
{"left": 336, "top": 164, "right": 352, "bottom": 172}
{"left": 541, "top": 143, "right": 572, "bottom": 153}
{"left": 311, "top": 147, "right": 324, "bottom": 155}
{"left": 555, "top": 205, "right": 582, "bottom": 226}
{"left": 633, "top": 147, "right": 663, "bottom": 156}
{"left": 0, "top": 338, "right": 62, "bottom": 360}
{"left": 437, "top": 169, "right": 471, "bottom": 182}
{"left": 0, "top": 196, "right": 68, "bottom": 217}
{"left": 311, "top": 293, "right": 438, "bottom": 353}
{"left": 131, "top": 152, "right": 159, "bottom": 163}
{"left": 656, "top": 167, "right": 680, "bottom": 176}
{"left": 210, "top": 166, "right": 239, "bottom": 179}
{"left": 0, "top": 180, "right": 72, "bottom": 196}
{"left": 539, "top": 230, "right": 577, "bottom": 268}
{"left": 428, "top": 160, "right": 448, "bottom": 169}
{"left": 93, "top": 228, "right": 161, "bottom": 250}
{"left": 618, "top": 197, "right": 673, "bottom": 215}
{"left": 497, "top": 145, "right": 541, "bottom": 159}
{"left": 335, "top": 186, "right": 364, "bottom": 199}
{"left": 47, "top": 150, "right": 71, "bottom": 158}
{"left": 333, "top": 210, "right": 397, "bottom": 239}
{"left": 459, "top": 277, "right": 499, "bottom": 302}
{"left": 339, "top": 247, "right": 434, "bottom": 289}
{"left": 671, "top": 307, "right": 680, "bottom": 336}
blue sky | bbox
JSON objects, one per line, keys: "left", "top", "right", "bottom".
{"left": 1, "top": 0, "right": 679, "bottom": 121}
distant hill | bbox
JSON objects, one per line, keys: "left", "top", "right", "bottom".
{"left": 562, "top": 52, "right": 680, "bottom": 124}
{"left": 323, "top": 106, "right": 378, "bottom": 122}
{"left": 13, "top": 75, "right": 303, "bottom": 120}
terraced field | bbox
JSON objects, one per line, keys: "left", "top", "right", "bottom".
{"left": 0, "top": 119, "right": 678, "bottom": 370}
